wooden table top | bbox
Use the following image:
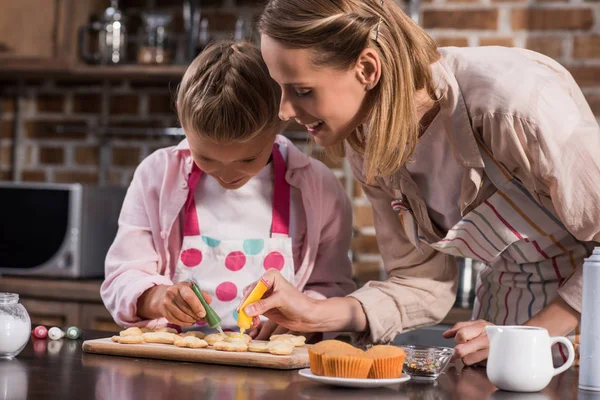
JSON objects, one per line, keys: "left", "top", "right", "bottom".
{"left": 1, "top": 330, "right": 590, "bottom": 400}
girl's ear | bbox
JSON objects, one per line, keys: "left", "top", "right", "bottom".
{"left": 355, "top": 47, "right": 381, "bottom": 91}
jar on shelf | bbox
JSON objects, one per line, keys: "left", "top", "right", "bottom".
{"left": 0, "top": 293, "right": 31, "bottom": 359}
{"left": 138, "top": 12, "right": 173, "bottom": 65}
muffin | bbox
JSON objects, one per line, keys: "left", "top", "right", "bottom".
{"left": 322, "top": 348, "right": 373, "bottom": 379}
{"left": 308, "top": 340, "right": 359, "bottom": 376}
{"left": 366, "top": 345, "right": 406, "bottom": 379}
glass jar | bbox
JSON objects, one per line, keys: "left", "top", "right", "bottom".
{"left": 0, "top": 293, "right": 31, "bottom": 359}
{"left": 138, "top": 12, "right": 173, "bottom": 65}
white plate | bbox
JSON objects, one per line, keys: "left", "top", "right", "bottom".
{"left": 298, "top": 368, "right": 410, "bottom": 388}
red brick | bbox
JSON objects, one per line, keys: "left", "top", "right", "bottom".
{"left": 72, "top": 94, "right": 102, "bottom": 114}
{"left": 107, "top": 169, "right": 122, "bottom": 186}
{"left": 54, "top": 170, "right": 98, "bottom": 184}
{"left": 21, "top": 169, "right": 47, "bottom": 182}
{"left": 423, "top": 10, "right": 499, "bottom": 30}
{"left": 568, "top": 66, "right": 600, "bottom": 88}
{"left": 110, "top": 95, "right": 140, "bottom": 115}
{"left": 26, "top": 120, "right": 88, "bottom": 140}
{"left": 148, "top": 94, "right": 174, "bottom": 114}
{"left": 435, "top": 37, "right": 469, "bottom": 47}
{"left": 205, "top": 11, "right": 238, "bottom": 31}
{"left": 39, "top": 147, "right": 65, "bottom": 165}
{"left": 37, "top": 94, "right": 65, "bottom": 113}
{"left": 479, "top": 37, "right": 514, "bottom": 47}
{"left": 1, "top": 120, "right": 13, "bottom": 138}
{"left": 112, "top": 147, "right": 141, "bottom": 166}
{"left": 351, "top": 234, "right": 379, "bottom": 254}
{"left": 74, "top": 146, "right": 99, "bottom": 166}
{"left": 2, "top": 97, "right": 15, "bottom": 113}
{"left": 585, "top": 94, "right": 600, "bottom": 116}
{"left": 0, "top": 146, "right": 12, "bottom": 167}
{"left": 354, "top": 205, "right": 374, "bottom": 228}
{"left": 525, "top": 37, "right": 564, "bottom": 58}
{"left": 511, "top": 9, "right": 594, "bottom": 31}
{"left": 573, "top": 35, "right": 600, "bottom": 59}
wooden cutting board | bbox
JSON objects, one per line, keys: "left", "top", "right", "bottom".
{"left": 82, "top": 338, "right": 310, "bottom": 370}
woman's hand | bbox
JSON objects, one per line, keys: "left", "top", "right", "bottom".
{"left": 239, "top": 269, "right": 367, "bottom": 333}
{"left": 443, "top": 319, "right": 494, "bottom": 366}
{"left": 137, "top": 282, "right": 212, "bottom": 326}
{"left": 240, "top": 269, "right": 323, "bottom": 332}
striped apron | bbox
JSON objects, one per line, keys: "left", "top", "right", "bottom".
{"left": 393, "top": 140, "right": 593, "bottom": 366}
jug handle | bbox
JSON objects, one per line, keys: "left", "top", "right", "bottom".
{"left": 550, "top": 336, "right": 575, "bottom": 376}
{"left": 78, "top": 23, "right": 101, "bottom": 64}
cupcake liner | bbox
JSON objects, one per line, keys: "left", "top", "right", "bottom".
{"left": 322, "top": 354, "right": 373, "bottom": 379}
{"left": 308, "top": 347, "right": 325, "bottom": 376}
{"left": 368, "top": 355, "right": 406, "bottom": 379}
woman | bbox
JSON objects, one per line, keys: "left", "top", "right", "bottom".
{"left": 241, "top": 0, "right": 600, "bottom": 366}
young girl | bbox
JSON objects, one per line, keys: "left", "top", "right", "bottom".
{"left": 239, "top": 0, "right": 600, "bottom": 365}
{"left": 100, "top": 40, "right": 356, "bottom": 340}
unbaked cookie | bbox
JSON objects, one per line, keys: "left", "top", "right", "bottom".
{"left": 270, "top": 334, "right": 306, "bottom": 347}
{"left": 247, "top": 342, "right": 270, "bottom": 353}
{"left": 111, "top": 335, "right": 120, "bottom": 342}
{"left": 267, "top": 341, "right": 295, "bottom": 355}
{"left": 174, "top": 336, "right": 209, "bottom": 349}
{"left": 120, "top": 327, "right": 143, "bottom": 337}
{"left": 143, "top": 332, "right": 176, "bottom": 344}
{"left": 204, "top": 333, "right": 226, "bottom": 345}
{"left": 140, "top": 327, "right": 151, "bottom": 333}
{"left": 118, "top": 335, "right": 144, "bottom": 344}
{"left": 213, "top": 341, "right": 248, "bottom": 352}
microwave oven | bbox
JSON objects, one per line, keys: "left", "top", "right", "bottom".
{"left": 0, "top": 182, "right": 126, "bottom": 278}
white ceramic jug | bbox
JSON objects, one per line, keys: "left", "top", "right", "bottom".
{"left": 486, "top": 326, "right": 575, "bottom": 392}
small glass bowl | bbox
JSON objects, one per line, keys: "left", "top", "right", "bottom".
{"left": 400, "top": 345, "right": 454, "bottom": 381}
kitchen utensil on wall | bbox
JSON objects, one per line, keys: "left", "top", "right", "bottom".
{"left": 78, "top": 0, "right": 127, "bottom": 65}
{"left": 137, "top": 12, "right": 173, "bottom": 65}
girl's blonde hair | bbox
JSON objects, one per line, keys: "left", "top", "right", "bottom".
{"left": 259, "top": 0, "right": 439, "bottom": 181}
{"left": 177, "top": 40, "right": 285, "bottom": 143}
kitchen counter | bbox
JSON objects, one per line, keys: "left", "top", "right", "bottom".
{"left": 1, "top": 330, "right": 588, "bottom": 400}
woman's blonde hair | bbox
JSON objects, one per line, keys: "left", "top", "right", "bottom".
{"left": 259, "top": 0, "right": 439, "bottom": 181}
{"left": 177, "top": 40, "right": 285, "bottom": 143}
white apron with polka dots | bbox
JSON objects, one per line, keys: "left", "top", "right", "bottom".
{"left": 171, "top": 144, "right": 295, "bottom": 332}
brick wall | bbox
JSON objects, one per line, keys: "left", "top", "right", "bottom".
{"left": 1, "top": 0, "right": 599, "bottom": 286}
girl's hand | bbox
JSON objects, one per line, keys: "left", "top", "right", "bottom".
{"left": 138, "top": 282, "right": 212, "bottom": 326}
{"left": 443, "top": 319, "right": 494, "bottom": 366}
{"left": 247, "top": 320, "right": 291, "bottom": 340}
